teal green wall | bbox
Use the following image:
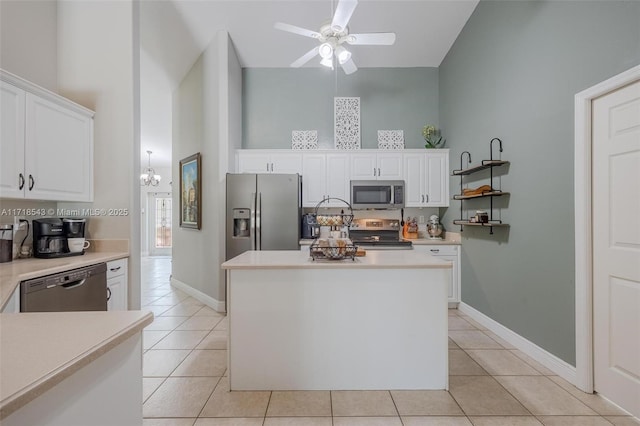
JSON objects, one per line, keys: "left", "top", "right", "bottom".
{"left": 439, "top": 1, "right": 640, "bottom": 365}
{"left": 242, "top": 68, "right": 439, "bottom": 149}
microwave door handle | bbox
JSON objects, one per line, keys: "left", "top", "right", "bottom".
{"left": 390, "top": 186, "right": 394, "bottom": 205}
{"left": 250, "top": 193, "right": 257, "bottom": 250}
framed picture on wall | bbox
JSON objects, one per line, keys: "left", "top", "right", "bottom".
{"left": 179, "top": 153, "right": 201, "bottom": 229}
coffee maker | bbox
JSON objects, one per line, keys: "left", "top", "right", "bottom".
{"left": 33, "top": 218, "right": 86, "bottom": 258}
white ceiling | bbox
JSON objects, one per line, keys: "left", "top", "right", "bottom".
{"left": 140, "top": 0, "right": 479, "bottom": 168}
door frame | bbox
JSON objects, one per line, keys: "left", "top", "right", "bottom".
{"left": 147, "top": 192, "right": 172, "bottom": 256}
{"left": 574, "top": 64, "right": 640, "bottom": 393}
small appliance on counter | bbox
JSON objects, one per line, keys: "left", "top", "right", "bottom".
{"left": 427, "top": 215, "right": 444, "bottom": 240}
{"left": 0, "top": 224, "right": 13, "bottom": 263}
{"left": 301, "top": 213, "right": 319, "bottom": 239}
{"left": 33, "top": 218, "right": 87, "bottom": 258}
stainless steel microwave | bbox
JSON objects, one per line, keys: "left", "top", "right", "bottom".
{"left": 350, "top": 180, "right": 405, "bottom": 209}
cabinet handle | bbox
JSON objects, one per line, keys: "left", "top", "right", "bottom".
{"left": 378, "top": 168, "right": 381, "bottom": 176}
{"left": 28, "top": 174, "right": 35, "bottom": 191}
{"left": 110, "top": 266, "right": 121, "bottom": 272}
{"left": 266, "top": 163, "right": 269, "bottom": 171}
{"left": 18, "top": 173, "right": 25, "bottom": 190}
{"left": 271, "top": 163, "right": 274, "bottom": 172}
{"left": 107, "top": 287, "right": 112, "bottom": 301}
{"left": 425, "top": 194, "right": 429, "bottom": 203}
{"left": 373, "top": 167, "right": 376, "bottom": 176}
{"left": 422, "top": 195, "right": 424, "bottom": 203}
{"left": 430, "top": 249, "right": 440, "bottom": 253}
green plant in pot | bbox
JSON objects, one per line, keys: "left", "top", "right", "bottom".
{"left": 422, "top": 125, "right": 446, "bottom": 149}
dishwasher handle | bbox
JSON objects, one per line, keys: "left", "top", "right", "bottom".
{"left": 61, "top": 278, "right": 87, "bottom": 290}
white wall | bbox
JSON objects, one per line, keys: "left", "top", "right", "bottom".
{"left": 0, "top": 0, "right": 58, "bottom": 92}
{"left": 172, "top": 30, "right": 241, "bottom": 310}
{"left": 56, "top": 0, "right": 139, "bottom": 309}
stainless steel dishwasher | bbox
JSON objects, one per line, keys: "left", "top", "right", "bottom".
{"left": 20, "top": 263, "right": 108, "bottom": 312}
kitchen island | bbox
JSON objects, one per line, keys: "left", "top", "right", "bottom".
{"left": 222, "top": 250, "right": 451, "bottom": 391}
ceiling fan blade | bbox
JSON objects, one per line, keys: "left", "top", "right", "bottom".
{"left": 346, "top": 32, "right": 396, "bottom": 46}
{"left": 331, "top": 0, "right": 358, "bottom": 32}
{"left": 341, "top": 57, "right": 358, "bottom": 75}
{"left": 274, "top": 22, "right": 321, "bottom": 39}
{"left": 291, "top": 46, "right": 320, "bottom": 68}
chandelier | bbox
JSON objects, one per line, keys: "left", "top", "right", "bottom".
{"left": 140, "top": 150, "right": 161, "bottom": 186}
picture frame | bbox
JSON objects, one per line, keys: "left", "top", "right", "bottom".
{"left": 179, "top": 153, "right": 201, "bottom": 229}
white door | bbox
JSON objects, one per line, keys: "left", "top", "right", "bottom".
{"left": 237, "top": 152, "right": 271, "bottom": 173}
{"left": 149, "top": 193, "right": 172, "bottom": 256}
{"left": 424, "top": 152, "right": 449, "bottom": 207}
{"left": 0, "top": 82, "right": 25, "bottom": 198}
{"left": 270, "top": 152, "right": 302, "bottom": 174}
{"left": 302, "top": 154, "right": 327, "bottom": 207}
{"left": 326, "top": 153, "right": 350, "bottom": 205}
{"left": 593, "top": 79, "right": 640, "bottom": 418}
{"left": 350, "top": 153, "right": 376, "bottom": 179}
{"left": 25, "top": 93, "right": 93, "bottom": 201}
{"left": 377, "top": 153, "right": 403, "bottom": 180}
{"left": 403, "top": 153, "right": 425, "bottom": 206}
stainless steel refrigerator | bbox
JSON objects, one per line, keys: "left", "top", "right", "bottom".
{"left": 226, "top": 173, "right": 301, "bottom": 260}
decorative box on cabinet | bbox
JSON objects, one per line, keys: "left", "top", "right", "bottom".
{"left": 236, "top": 150, "right": 302, "bottom": 174}
{"left": 302, "top": 153, "right": 350, "bottom": 207}
{"left": 413, "top": 245, "right": 460, "bottom": 307}
{"left": 0, "top": 70, "right": 94, "bottom": 202}
{"left": 107, "top": 258, "right": 128, "bottom": 311}
{"left": 403, "top": 150, "right": 449, "bottom": 207}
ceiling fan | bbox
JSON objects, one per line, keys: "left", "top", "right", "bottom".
{"left": 274, "top": 0, "right": 396, "bottom": 75}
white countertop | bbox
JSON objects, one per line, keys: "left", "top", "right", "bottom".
{"left": 0, "top": 250, "right": 129, "bottom": 311}
{"left": 0, "top": 310, "right": 153, "bottom": 419}
{"left": 222, "top": 249, "right": 452, "bottom": 270}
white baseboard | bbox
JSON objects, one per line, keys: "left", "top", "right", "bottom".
{"left": 170, "top": 277, "right": 226, "bottom": 313}
{"left": 458, "top": 302, "right": 576, "bottom": 384}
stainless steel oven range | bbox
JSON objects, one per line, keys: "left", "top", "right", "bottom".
{"left": 349, "top": 218, "right": 412, "bottom": 250}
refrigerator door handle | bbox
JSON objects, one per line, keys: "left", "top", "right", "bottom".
{"left": 256, "top": 192, "right": 262, "bottom": 250}
{"left": 250, "top": 192, "right": 257, "bottom": 250}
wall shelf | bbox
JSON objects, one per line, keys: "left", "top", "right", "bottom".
{"left": 453, "top": 138, "right": 510, "bottom": 234}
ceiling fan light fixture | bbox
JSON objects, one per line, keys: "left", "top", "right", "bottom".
{"left": 335, "top": 46, "right": 351, "bottom": 64}
{"left": 318, "top": 42, "right": 334, "bottom": 59}
{"left": 320, "top": 56, "right": 334, "bottom": 69}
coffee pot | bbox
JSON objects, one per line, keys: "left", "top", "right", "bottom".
{"left": 426, "top": 215, "right": 443, "bottom": 240}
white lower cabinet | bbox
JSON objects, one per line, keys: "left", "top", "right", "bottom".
{"left": 107, "top": 258, "right": 128, "bottom": 311}
{"left": 414, "top": 245, "right": 460, "bottom": 307}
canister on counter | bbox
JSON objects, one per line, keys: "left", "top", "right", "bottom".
{"left": 0, "top": 224, "right": 13, "bottom": 263}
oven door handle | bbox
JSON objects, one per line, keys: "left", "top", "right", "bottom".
{"left": 61, "top": 278, "right": 87, "bottom": 290}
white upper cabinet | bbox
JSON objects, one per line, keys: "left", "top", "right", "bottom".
{"left": 350, "top": 152, "right": 403, "bottom": 180}
{"left": 403, "top": 150, "right": 449, "bottom": 207}
{"left": 0, "top": 82, "right": 26, "bottom": 199}
{"left": 236, "top": 149, "right": 449, "bottom": 208}
{"left": 237, "top": 150, "right": 302, "bottom": 174}
{"left": 0, "top": 71, "right": 94, "bottom": 202}
{"left": 302, "top": 153, "right": 349, "bottom": 207}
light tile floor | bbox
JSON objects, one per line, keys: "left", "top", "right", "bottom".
{"left": 141, "top": 257, "right": 639, "bottom": 426}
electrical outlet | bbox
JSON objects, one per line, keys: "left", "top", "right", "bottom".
{"left": 13, "top": 217, "right": 27, "bottom": 231}
{"left": 419, "top": 215, "right": 425, "bottom": 224}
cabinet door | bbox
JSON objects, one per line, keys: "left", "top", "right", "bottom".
{"left": 24, "top": 94, "right": 93, "bottom": 201}
{"left": 350, "top": 153, "right": 376, "bottom": 179}
{"left": 302, "top": 154, "right": 327, "bottom": 207}
{"left": 237, "top": 152, "right": 271, "bottom": 173}
{"left": 107, "top": 275, "right": 127, "bottom": 311}
{"left": 403, "top": 153, "right": 425, "bottom": 207}
{"left": 271, "top": 152, "right": 302, "bottom": 174}
{"left": 0, "top": 82, "right": 26, "bottom": 198}
{"left": 377, "top": 153, "right": 403, "bottom": 180}
{"left": 424, "top": 152, "right": 449, "bottom": 206}
{"left": 325, "top": 154, "right": 350, "bottom": 205}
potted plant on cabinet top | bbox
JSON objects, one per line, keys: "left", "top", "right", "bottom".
{"left": 422, "top": 125, "right": 446, "bottom": 149}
